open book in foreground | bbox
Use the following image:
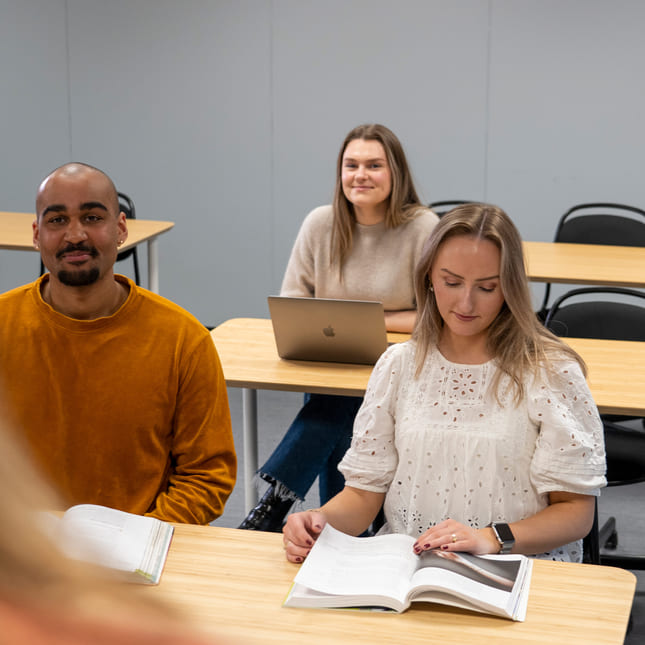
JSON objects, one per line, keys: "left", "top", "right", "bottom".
{"left": 46, "top": 504, "right": 174, "bottom": 585}
{"left": 284, "top": 524, "right": 533, "bottom": 621}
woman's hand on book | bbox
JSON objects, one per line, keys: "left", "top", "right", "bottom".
{"left": 412, "top": 519, "right": 500, "bottom": 556}
{"left": 282, "top": 510, "right": 327, "bottom": 563}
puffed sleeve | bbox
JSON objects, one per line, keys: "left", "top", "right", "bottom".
{"left": 338, "top": 344, "right": 407, "bottom": 492}
{"left": 528, "top": 358, "right": 607, "bottom": 496}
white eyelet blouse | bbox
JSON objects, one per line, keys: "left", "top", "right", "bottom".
{"left": 338, "top": 341, "right": 607, "bottom": 562}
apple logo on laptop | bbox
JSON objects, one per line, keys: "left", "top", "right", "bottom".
{"left": 323, "top": 325, "right": 336, "bottom": 338}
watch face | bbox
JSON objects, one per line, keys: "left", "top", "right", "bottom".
{"left": 495, "top": 523, "right": 514, "bottom": 542}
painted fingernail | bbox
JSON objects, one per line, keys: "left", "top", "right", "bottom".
{"left": 424, "top": 543, "right": 430, "bottom": 548}
{"left": 441, "top": 545, "right": 448, "bottom": 550}
{"left": 306, "top": 539, "right": 313, "bottom": 546}
{"left": 295, "top": 557, "right": 303, "bottom": 562}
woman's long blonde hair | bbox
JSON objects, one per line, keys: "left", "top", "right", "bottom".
{"left": 413, "top": 203, "right": 586, "bottom": 404}
{"left": 330, "top": 123, "right": 425, "bottom": 268}
{"left": 0, "top": 411, "right": 209, "bottom": 641}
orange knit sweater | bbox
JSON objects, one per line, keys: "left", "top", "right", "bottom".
{"left": 0, "top": 275, "right": 236, "bottom": 524}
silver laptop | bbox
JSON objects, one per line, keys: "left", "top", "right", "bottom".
{"left": 267, "top": 296, "right": 388, "bottom": 364}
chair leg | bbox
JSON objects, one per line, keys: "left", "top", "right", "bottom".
{"left": 132, "top": 249, "right": 141, "bottom": 286}
{"left": 598, "top": 516, "right": 645, "bottom": 569}
{"left": 598, "top": 516, "right": 617, "bottom": 550}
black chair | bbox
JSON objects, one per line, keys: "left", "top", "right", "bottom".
{"left": 538, "top": 202, "right": 645, "bottom": 319}
{"left": 428, "top": 200, "right": 476, "bottom": 217}
{"left": 39, "top": 191, "right": 141, "bottom": 286}
{"left": 582, "top": 499, "right": 601, "bottom": 565}
{"left": 545, "top": 287, "right": 645, "bottom": 568}
{"left": 115, "top": 192, "right": 141, "bottom": 286}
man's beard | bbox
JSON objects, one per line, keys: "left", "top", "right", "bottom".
{"left": 57, "top": 267, "right": 100, "bottom": 286}
{"left": 54, "top": 243, "right": 100, "bottom": 286}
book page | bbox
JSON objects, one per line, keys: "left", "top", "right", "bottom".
{"left": 58, "top": 504, "right": 156, "bottom": 571}
{"left": 293, "top": 525, "right": 418, "bottom": 606}
{"left": 408, "top": 551, "right": 529, "bottom": 619}
{"left": 417, "top": 550, "right": 520, "bottom": 591}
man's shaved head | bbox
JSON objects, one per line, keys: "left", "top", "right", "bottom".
{"left": 37, "top": 163, "right": 120, "bottom": 217}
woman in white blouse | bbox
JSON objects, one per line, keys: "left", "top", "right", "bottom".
{"left": 282, "top": 203, "right": 606, "bottom": 563}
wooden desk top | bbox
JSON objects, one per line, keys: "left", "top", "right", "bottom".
{"left": 211, "top": 318, "right": 645, "bottom": 416}
{"left": 148, "top": 525, "right": 634, "bottom": 645}
{"left": 523, "top": 240, "right": 645, "bottom": 287}
{"left": 563, "top": 337, "right": 645, "bottom": 416}
{"left": 0, "top": 211, "right": 174, "bottom": 252}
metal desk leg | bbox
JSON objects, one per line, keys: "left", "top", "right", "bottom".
{"left": 243, "top": 388, "right": 259, "bottom": 511}
{"left": 147, "top": 237, "right": 159, "bottom": 294}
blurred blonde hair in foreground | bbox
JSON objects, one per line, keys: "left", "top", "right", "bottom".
{"left": 0, "top": 411, "right": 221, "bottom": 645}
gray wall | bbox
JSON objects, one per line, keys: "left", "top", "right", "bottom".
{"left": 2, "top": 0, "right": 644, "bottom": 326}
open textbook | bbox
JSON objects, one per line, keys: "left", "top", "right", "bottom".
{"left": 284, "top": 524, "right": 532, "bottom": 621}
{"left": 45, "top": 504, "right": 174, "bottom": 585}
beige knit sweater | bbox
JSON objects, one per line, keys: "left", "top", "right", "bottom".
{"left": 281, "top": 205, "right": 438, "bottom": 311}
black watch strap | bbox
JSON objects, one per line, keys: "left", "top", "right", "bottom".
{"left": 490, "top": 522, "right": 515, "bottom": 554}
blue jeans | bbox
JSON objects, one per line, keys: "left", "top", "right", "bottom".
{"left": 260, "top": 393, "right": 363, "bottom": 503}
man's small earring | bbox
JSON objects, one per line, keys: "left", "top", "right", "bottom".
{"left": 117, "top": 240, "right": 123, "bottom": 247}
{"left": 429, "top": 285, "right": 434, "bottom": 292}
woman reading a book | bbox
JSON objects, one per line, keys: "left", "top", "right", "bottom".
{"left": 239, "top": 124, "right": 439, "bottom": 531}
{"left": 283, "top": 203, "right": 606, "bottom": 563}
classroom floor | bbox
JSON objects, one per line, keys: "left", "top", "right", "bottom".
{"left": 217, "top": 388, "right": 644, "bottom": 644}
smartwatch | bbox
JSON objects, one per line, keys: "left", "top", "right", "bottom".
{"left": 489, "top": 522, "right": 515, "bottom": 554}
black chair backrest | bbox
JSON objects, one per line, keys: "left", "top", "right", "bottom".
{"left": 116, "top": 191, "right": 136, "bottom": 261}
{"left": 116, "top": 191, "right": 141, "bottom": 285}
{"left": 555, "top": 203, "right": 645, "bottom": 247}
{"left": 428, "top": 200, "right": 476, "bottom": 217}
{"left": 538, "top": 203, "right": 645, "bottom": 317}
{"left": 603, "top": 420, "right": 645, "bottom": 486}
{"left": 544, "top": 287, "right": 645, "bottom": 341}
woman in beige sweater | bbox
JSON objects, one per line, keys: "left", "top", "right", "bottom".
{"left": 239, "top": 124, "right": 438, "bottom": 532}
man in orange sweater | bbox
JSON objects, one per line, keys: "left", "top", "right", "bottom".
{"left": 0, "top": 163, "right": 236, "bottom": 524}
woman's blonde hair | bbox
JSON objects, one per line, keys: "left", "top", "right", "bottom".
{"left": 0, "top": 410, "right": 210, "bottom": 641}
{"left": 331, "top": 123, "right": 425, "bottom": 267}
{"left": 412, "top": 203, "right": 586, "bottom": 404}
